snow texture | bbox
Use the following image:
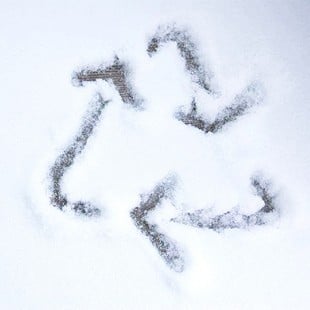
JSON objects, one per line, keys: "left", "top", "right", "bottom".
{"left": 1, "top": 1, "right": 310, "bottom": 309}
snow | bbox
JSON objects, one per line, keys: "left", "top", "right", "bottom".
{"left": 0, "top": 0, "right": 310, "bottom": 309}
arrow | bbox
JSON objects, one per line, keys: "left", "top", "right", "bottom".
{"left": 130, "top": 175, "right": 184, "bottom": 272}
{"left": 176, "top": 81, "right": 264, "bottom": 134}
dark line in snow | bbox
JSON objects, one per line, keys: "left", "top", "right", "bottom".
{"left": 72, "top": 56, "right": 143, "bottom": 108}
{"left": 130, "top": 176, "right": 184, "bottom": 272}
{"left": 147, "top": 24, "right": 215, "bottom": 94}
{"left": 49, "top": 93, "right": 108, "bottom": 216}
{"left": 175, "top": 82, "right": 264, "bottom": 134}
{"left": 172, "top": 174, "right": 277, "bottom": 231}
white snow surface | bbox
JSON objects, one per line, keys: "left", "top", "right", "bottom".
{"left": 1, "top": 0, "right": 310, "bottom": 309}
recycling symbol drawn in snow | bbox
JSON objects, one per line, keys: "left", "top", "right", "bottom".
{"left": 48, "top": 24, "right": 279, "bottom": 272}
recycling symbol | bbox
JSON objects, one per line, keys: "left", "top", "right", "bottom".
{"left": 48, "top": 24, "right": 279, "bottom": 272}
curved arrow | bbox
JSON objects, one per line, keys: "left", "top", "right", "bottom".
{"left": 147, "top": 25, "right": 264, "bottom": 134}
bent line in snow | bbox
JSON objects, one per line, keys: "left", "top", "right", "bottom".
{"left": 147, "top": 24, "right": 215, "bottom": 94}
{"left": 130, "top": 175, "right": 185, "bottom": 272}
{"left": 175, "top": 81, "right": 264, "bottom": 134}
{"left": 172, "top": 174, "right": 278, "bottom": 231}
{"left": 72, "top": 55, "right": 143, "bottom": 108}
{"left": 49, "top": 93, "right": 108, "bottom": 217}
